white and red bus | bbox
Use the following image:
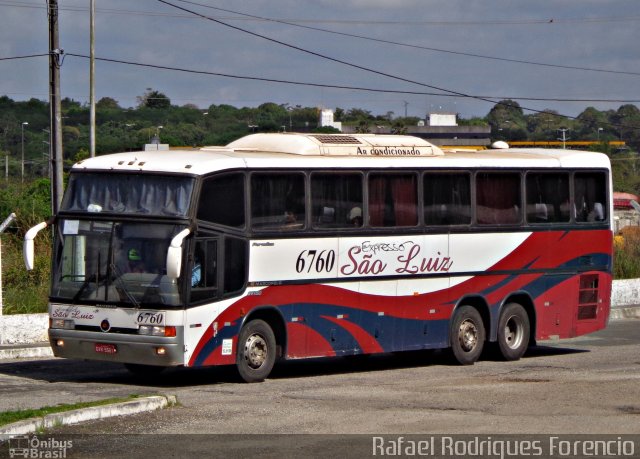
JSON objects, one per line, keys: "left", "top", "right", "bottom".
{"left": 24, "top": 133, "right": 613, "bottom": 382}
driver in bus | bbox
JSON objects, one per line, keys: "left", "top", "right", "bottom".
{"left": 126, "top": 248, "right": 146, "bottom": 273}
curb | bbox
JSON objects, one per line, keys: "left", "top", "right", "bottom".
{"left": 0, "top": 344, "right": 52, "bottom": 360}
{"left": 610, "top": 305, "right": 640, "bottom": 320}
{"left": 0, "top": 395, "right": 177, "bottom": 441}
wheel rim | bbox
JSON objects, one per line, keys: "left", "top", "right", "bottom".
{"left": 458, "top": 318, "right": 478, "bottom": 352}
{"left": 503, "top": 315, "right": 524, "bottom": 350}
{"left": 243, "top": 333, "right": 268, "bottom": 369}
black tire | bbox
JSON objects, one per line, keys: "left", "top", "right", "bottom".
{"left": 497, "top": 302, "right": 530, "bottom": 361}
{"left": 236, "top": 319, "right": 276, "bottom": 383}
{"left": 124, "top": 363, "right": 166, "bottom": 377}
{"left": 450, "top": 305, "right": 485, "bottom": 365}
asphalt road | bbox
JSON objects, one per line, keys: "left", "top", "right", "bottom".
{"left": 0, "top": 320, "right": 639, "bottom": 457}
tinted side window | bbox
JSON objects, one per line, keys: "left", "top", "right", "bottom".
{"left": 574, "top": 172, "right": 607, "bottom": 223}
{"left": 197, "top": 174, "right": 245, "bottom": 228}
{"left": 526, "top": 172, "right": 570, "bottom": 224}
{"left": 476, "top": 172, "right": 521, "bottom": 225}
{"left": 251, "top": 173, "right": 306, "bottom": 230}
{"left": 190, "top": 239, "right": 217, "bottom": 303}
{"left": 368, "top": 173, "right": 418, "bottom": 227}
{"left": 224, "top": 237, "right": 247, "bottom": 295}
{"left": 311, "top": 173, "right": 363, "bottom": 228}
{"left": 423, "top": 172, "right": 471, "bottom": 225}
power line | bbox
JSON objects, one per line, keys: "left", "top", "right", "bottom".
{"left": 62, "top": 53, "right": 640, "bottom": 104}
{"left": 4, "top": 0, "right": 640, "bottom": 26}
{"left": 150, "top": 1, "right": 548, "bottom": 114}
{"left": 1, "top": 53, "right": 638, "bottom": 131}
{"left": 0, "top": 53, "right": 49, "bottom": 61}
{"left": 173, "top": 0, "right": 640, "bottom": 77}
{"left": 154, "top": 0, "right": 640, "bottom": 132}
{"left": 1, "top": 51, "right": 638, "bottom": 132}
{"left": 2, "top": 1, "right": 636, "bottom": 77}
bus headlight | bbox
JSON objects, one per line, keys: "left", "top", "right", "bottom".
{"left": 138, "top": 325, "right": 176, "bottom": 337}
{"left": 51, "top": 319, "right": 75, "bottom": 330}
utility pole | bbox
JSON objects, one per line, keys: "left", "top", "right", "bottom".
{"left": 48, "top": 0, "right": 64, "bottom": 214}
{"left": 89, "top": 0, "right": 96, "bottom": 157}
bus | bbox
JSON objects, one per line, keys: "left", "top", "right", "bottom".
{"left": 24, "top": 133, "right": 613, "bottom": 382}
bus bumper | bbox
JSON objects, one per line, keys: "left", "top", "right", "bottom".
{"left": 48, "top": 328, "right": 184, "bottom": 366}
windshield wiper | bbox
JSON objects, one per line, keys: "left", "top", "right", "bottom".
{"left": 110, "top": 262, "right": 140, "bottom": 308}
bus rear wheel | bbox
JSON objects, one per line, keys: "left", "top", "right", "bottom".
{"left": 497, "top": 303, "right": 530, "bottom": 361}
{"left": 450, "top": 305, "right": 485, "bottom": 365}
{"left": 236, "top": 319, "right": 276, "bottom": 383}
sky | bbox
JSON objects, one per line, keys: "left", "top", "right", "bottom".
{"left": 1, "top": 0, "right": 639, "bottom": 120}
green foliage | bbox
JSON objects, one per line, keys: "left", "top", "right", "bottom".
{"left": 137, "top": 89, "right": 171, "bottom": 109}
{"left": 0, "top": 179, "right": 52, "bottom": 314}
{"left": 614, "top": 231, "right": 640, "bottom": 279}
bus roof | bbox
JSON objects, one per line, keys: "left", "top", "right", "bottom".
{"left": 221, "top": 133, "right": 444, "bottom": 156}
{"left": 71, "top": 133, "right": 611, "bottom": 175}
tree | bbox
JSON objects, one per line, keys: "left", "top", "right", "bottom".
{"left": 487, "top": 100, "right": 528, "bottom": 141}
{"left": 345, "top": 108, "right": 373, "bottom": 122}
{"left": 136, "top": 89, "right": 171, "bottom": 109}
{"left": 527, "top": 109, "right": 561, "bottom": 140}
{"left": 96, "top": 97, "right": 121, "bottom": 110}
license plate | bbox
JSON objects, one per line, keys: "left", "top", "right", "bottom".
{"left": 95, "top": 343, "right": 117, "bottom": 354}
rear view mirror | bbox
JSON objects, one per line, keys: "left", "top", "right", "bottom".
{"left": 24, "top": 221, "right": 48, "bottom": 270}
{"left": 166, "top": 228, "right": 191, "bottom": 279}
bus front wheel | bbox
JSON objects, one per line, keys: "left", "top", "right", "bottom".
{"left": 236, "top": 319, "right": 276, "bottom": 383}
{"left": 497, "top": 303, "right": 530, "bottom": 361}
{"left": 450, "top": 305, "right": 485, "bottom": 365}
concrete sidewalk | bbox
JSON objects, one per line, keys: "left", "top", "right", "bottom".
{"left": 0, "top": 395, "right": 177, "bottom": 440}
{"left": 0, "top": 342, "right": 52, "bottom": 360}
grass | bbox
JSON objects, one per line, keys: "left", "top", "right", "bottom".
{"left": 0, "top": 395, "right": 141, "bottom": 427}
{"left": 614, "top": 230, "right": 640, "bottom": 279}
{"left": 1, "top": 233, "right": 51, "bottom": 315}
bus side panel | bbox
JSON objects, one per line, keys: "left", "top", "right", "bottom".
{"left": 535, "top": 271, "right": 612, "bottom": 340}
{"left": 536, "top": 274, "right": 578, "bottom": 340}
{"left": 186, "top": 230, "right": 612, "bottom": 366}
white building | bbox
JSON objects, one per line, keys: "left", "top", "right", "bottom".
{"left": 428, "top": 113, "right": 458, "bottom": 127}
{"left": 319, "top": 109, "right": 342, "bottom": 131}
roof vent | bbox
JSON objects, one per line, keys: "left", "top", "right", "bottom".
{"left": 491, "top": 141, "right": 510, "bottom": 149}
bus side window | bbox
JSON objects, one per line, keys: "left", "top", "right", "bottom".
{"left": 197, "top": 173, "right": 245, "bottom": 228}
{"left": 224, "top": 237, "right": 247, "bottom": 295}
{"left": 311, "top": 173, "right": 363, "bottom": 228}
{"left": 251, "top": 173, "right": 306, "bottom": 230}
{"left": 369, "top": 173, "right": 418, "bottom": 227}
{"left": 525, "top": 172, "right": 570, "bottom": 224}
{"left": 424, "top": 172, "right": 471, "bottom": 225}
{"left": 190, "top": 240, "right": 217, "bottom": 303}
{"left": 574, "top": 172, "right": 607, "bottom": 223}
{"left": 476, "top": 172, "right": 521, "bottom": 225}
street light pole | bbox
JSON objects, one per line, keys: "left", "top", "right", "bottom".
{"left": 21, "top": 121, "right": 28, "bottom": 183}
{"left": 557, "top": 128, "right": 570, "bottom": 149}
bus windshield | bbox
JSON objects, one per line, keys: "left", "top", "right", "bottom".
{"left": 52, "top": 220, "right": 189, "bottom": 307}
{"left": 62, "top": 173, "right": 194, "bottom": 217}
